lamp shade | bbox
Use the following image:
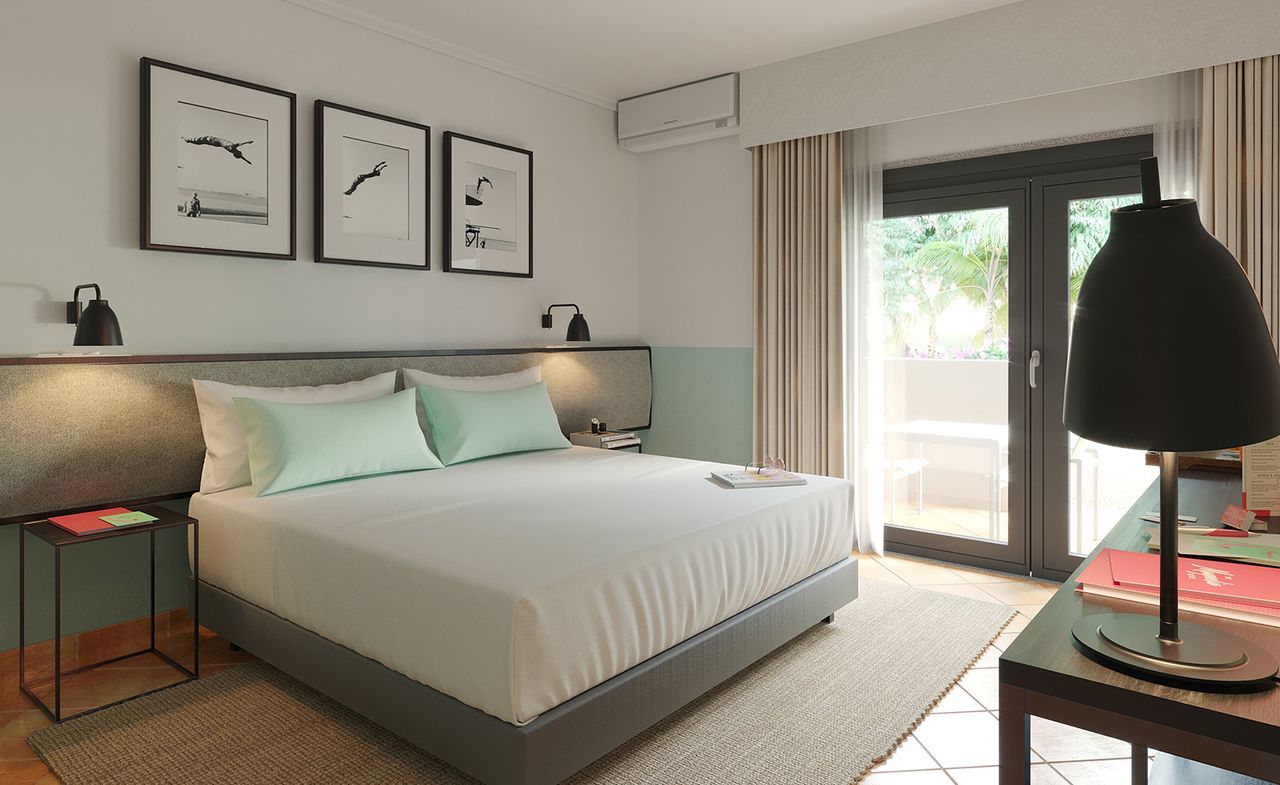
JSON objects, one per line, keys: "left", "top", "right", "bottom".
{"left": 566, "top": 312, "right": 591, "bottom": 342}
{"left": 73, "top": 299, "right": 124, "bottom": 347}
{"left": 1064, "top": 197, "right": 1280, "bottom": 451}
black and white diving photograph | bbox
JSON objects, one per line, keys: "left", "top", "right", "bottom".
{"left": 141, "top": 58, "right": 296, "bottom": 259}
{"left": 443, "top": 132, "right": 533, "bottom": 278}
{"left": 315, "top": 101, "right": 429, "bottom": 269}
{"left": 340, "top": 136, "right": 410, "bottom": 240}
{"left": 177, "top": 102, "right": 268, "bottom": 225}
{"left": 461, "top": 162, "right": 517, "bottom": 253}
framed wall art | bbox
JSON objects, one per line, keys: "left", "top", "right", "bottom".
{"left": 315, "top": 101, "right": 430, "bottom": 270}
{"left": 140, "top": 57, "right": 296, "bottom": 259}
{"left": 442, "top": 132, "right": 533, "bottom": 278}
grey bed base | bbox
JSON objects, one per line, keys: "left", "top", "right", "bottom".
{"left": 197, "top": 556, "right": 858, "bottom": 785}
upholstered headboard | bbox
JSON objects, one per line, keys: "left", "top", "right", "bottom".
{"left": 0, "top": 346, "right": 651, "bottom": 522}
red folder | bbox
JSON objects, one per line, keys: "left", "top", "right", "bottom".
{"left": 46, "top": 507, "right": 133, "bottom": 536}
{"left": 1076, "top": 549, "right": 1280, "bottom": 628}
{"left": 1108, "top": 548, "right": 1280, "bottom": 608}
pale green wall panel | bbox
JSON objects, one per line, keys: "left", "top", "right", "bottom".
{"left": 1, "top": 500, "right": 191, "bottom": 651}
{"left": 639, "top": 347, "right": 753, "bottom": 465}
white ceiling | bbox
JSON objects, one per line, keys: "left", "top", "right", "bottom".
{"left": 287, "top": 0, "right": 1024, "bottom": 107}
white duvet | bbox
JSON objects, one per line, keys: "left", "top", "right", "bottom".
{"left": 190, "top": 447, "right": 855, "bottom": 724}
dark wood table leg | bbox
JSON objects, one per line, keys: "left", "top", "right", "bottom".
{"left": 1131, "top": 745, "right": 1148, "bottom": 785}
{"left": 999, "top": 681, "right": 1031, "bottom": 785}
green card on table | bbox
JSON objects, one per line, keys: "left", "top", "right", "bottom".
{"left": 100, "top": 511, "right": 158, "bottom": 527}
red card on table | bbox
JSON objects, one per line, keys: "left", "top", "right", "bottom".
{"left": 47, "top": 507, "right": 133, "bottom": 536}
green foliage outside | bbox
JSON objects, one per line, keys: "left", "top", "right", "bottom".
{"left": 877, "top": 195, "right": 1136, "bottom": 359}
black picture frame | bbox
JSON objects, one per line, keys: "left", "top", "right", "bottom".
{"left": 140, "top": 57, "right": 297, "bottom": 260}
{"left": 442, "top": 131, "right": 533, "bottom": 278}
{"left": 314, "top": 101, "right": 431, "bottom": 270}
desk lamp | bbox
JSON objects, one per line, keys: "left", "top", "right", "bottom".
{"left": 1064, "top": 157, "right": 1280, "bottom": 691}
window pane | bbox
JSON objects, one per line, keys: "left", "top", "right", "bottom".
{"left": 1065, "top": 194, "right": 1155, "bottom": 555}
{"left": 878, "top": 207, "right": 1010, "bottom": 544}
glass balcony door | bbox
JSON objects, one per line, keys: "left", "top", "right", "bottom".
{"left": 1035, "top": 174, "right": 1148, "bottom": 577}
{"left": 878, "top": 186, "right": 1030, "bottom": 572}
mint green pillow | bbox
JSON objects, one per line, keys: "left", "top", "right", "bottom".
{"left": 418, "top": 382, "right": 570, "bottom": 465}
{"left": 234, "top": 389, "right": 443, "bottom": 496}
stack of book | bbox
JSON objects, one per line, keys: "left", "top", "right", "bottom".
{"left": 709, "top": 468, "right": 807, "bottom": 489}
{"left": 1077, "top": 548, "right": 1280, "bottom": 628}
{"left": 570, "top": 430, "right": 641, "bottom": 450}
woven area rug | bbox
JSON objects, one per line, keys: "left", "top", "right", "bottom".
{"left": 30, "top": 580, "right": 1013, "bottom": 785}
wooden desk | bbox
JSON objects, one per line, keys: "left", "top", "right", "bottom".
{"left": 998, "top": 471, "right": 1280, "bottom": 784}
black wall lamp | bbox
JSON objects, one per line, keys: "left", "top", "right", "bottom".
{"left": 66, "top": 283, "right": 124, "bottom": 347}
{"left": 541, "top": 304, "right": 591, "bottom": 342}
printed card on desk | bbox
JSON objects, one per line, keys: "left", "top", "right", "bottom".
{"left": 1220, "top": 504, "right": 1258, "bottom": 532}
{"left": 1242, "top": 435, "right": 1280, "bottom": 515}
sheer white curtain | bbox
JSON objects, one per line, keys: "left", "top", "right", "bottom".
{"left": 842, "top": 127, "right": 886, "bottom": 554}
{"left": 1154, "top": 69, "right": 1202, "bottom": 200}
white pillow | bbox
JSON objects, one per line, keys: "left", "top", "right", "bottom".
{"left": 193, "top": 371, "right": 396, "bottom": 493}
{"left": 401, "top": 366, "right": 542, "bottom": 442}
{"left": 401, "top": 366, "right": 542, "bottom": 392}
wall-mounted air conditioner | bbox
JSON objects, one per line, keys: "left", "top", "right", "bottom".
{"left": 617, "top": 73, "right": 739, "bottom": 153}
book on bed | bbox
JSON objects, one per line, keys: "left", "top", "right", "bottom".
{"left": 710, "top": 469, "right": 807, "bottom": 488}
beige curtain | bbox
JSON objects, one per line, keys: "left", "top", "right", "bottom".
{"left": 1200, "top": 55, "right": 1280, "bottom": 352}
{"left": 752, "top": 133, "right": 844, "bottom": 475}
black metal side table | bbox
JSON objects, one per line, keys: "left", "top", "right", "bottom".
{"left": 18, "top": 504, "right": 199, "bottom": 722}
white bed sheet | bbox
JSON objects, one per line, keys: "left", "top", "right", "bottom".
{"left": 190, "top": 446, "right": 854, "bottom": 724}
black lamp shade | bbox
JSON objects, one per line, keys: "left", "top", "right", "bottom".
{"left": 73, "top": 299, "right": 124, "bottom": 347}
{"left": 1064, "top": 198, "right": 1280, "bottom": 451}
{"left": 566, "top": 313, "right": 591, "bottom": 342}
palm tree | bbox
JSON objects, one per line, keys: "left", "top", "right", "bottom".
{"left": 910, "top": 209, "right": 1009, "bottom": 350}
{"left": 1067, "top": 195, "right": 1136, "bottom": 302}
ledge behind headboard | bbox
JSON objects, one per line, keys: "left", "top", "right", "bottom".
{"left": 0, "top": 346, "right": 651, "bottom": 522}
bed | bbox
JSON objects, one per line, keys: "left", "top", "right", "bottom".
{"left": 0, "top": 347, "right": 859, "bottom": 785}
{"left": 193, "top": 447, "right": 857, "bottom": 783}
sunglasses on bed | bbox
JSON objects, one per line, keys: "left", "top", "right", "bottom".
{"left": 745, "top": 457, "right": 787, "bottom": 476}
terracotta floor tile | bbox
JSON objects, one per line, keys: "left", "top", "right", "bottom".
{"left": 976, "top": 581, "right": 1059, "bottom": 606}
{"left": 1002, "top": 612, "right": 1031, "bottom": 633}
{"left": 990, "top": 632, "right": 1021, "bottom": 652}
{"left": 957, "top": 668, "right": 1000, "bottom": 711}
{"left": 864, "top": 769, "right": 953, "bottom": 784}
{"left": 0, "top": 758, "right": 54, "bottom": 785}
{"left": 52, "top": 656, "right": 187, "bottom": 714}
{"left": 931, "top": 685, "right": 984, "bottom": 714}
{"left": 0, "top": 713, "right": 49, "bottom": 761}
{"left": 913, "top": 711, "right": 1005, "bottom": 769}
{"left": 946, "top": 763, "right": 1068, "bottom": 785}
{"left": 1030, "top": 717, "right": 1132, "bottom": 762}
{"left": 879, "top": 557, "right": 971, "bottom": 586}
{"left": 972, "top": 646, "right": 1001, "bottom": 669}
{"left": 858, "top": 559, "right": 909, "bottom": 585}
{"left": 874, "top": 735, "right": 939, "bottom": 772}
{"left": 953, "top": 568, "right": 1036, "bottom": 585}
{"left": 1010, "top": 603, "right": 1046, "bottom": 620}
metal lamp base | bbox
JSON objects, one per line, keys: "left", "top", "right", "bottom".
{"left": 1072, "top": 612, "right": 1278, "bottom": 692}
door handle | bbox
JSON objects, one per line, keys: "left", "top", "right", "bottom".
{"left": 1029, "top": 349, "right": 1041, "bottom": 389}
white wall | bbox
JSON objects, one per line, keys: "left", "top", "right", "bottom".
{"left": 638, "top": 136, "right": 753, "bottom": 348}
{"left": 0, "top": 0, "right": 639, "bottom": 356}
{"left": 740, "top": 0, "right": 1280, "bottom": 147}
